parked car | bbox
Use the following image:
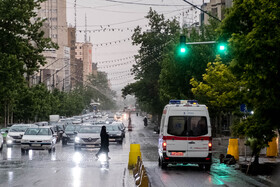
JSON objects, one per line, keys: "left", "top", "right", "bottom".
{"left": 62, "top": 124, "right": 82, "bottom": 145}
{"left": 21, "top": 126, "right": 57, "bottom": 154}
{"left": 6, "top": 124, "right": 37, "bottom": 147}
{"left": 74, "top": 125, "right": 102, "bottom": 150}
{"left": 106, "top": 125, "right": 123, "bottom": 144}
{"left": 111, "top": 122, "right": 126, "bottom": 138}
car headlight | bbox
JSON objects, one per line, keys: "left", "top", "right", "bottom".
{"left": 75, "top": 137, "right": 81, "bottom": 143}
{"left": 7, "top": 139, "right": 13, "bottom": 144}
{"left": 44, "top": 140, "right": 51, "bottom": 143}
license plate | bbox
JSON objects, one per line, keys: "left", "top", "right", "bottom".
{"left": 86, "top": 145, "right": 95, "bottom": 147}
{"left": 109, "top": 139, "right": 115, "bottom": 141}
{"left": 171, "top": 152, "right": 184, "bottom": 156}
{"left": 32, "top": 144, "right": 41, "bottom": 147}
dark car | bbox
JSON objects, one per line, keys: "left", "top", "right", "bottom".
{"left": 62, "top": 125, "right": 81, "bottom": 145}
{"left": 106, "top": 125, "right": 123, "bottom": 144}
{"left": 111, "top": 122, "right": 125, "bottom": 138}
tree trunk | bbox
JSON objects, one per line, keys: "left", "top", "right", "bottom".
{"left": 253, "top": 154, "right": 259, "bottom": 165}
{"left": 4, "top": 102, "right": 7, "bottom": 127}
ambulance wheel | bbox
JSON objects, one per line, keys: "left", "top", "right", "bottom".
{"left": 160, "top": 157, "right": 167, "bottom": 169}
{"left": 204, "top": 164, "right": 211, "bottom": 171}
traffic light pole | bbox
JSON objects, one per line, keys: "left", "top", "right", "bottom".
{"left": 185, "top": 41, "right": 216, "bottom": 45}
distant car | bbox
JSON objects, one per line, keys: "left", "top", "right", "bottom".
{"left": 111, "top": 122, "right": 126, "bottom": 138}
{"left": 36, "top": 121, "right": 49, "bottom": 126}
{"left": 74, "top": 125, "right": 102, "bottom": 150}
{"left": 105, "top": 117, "right": 115, "bottom": 124}
{"left": 21, "top": 126, "right": 57, "bottom": 154}
{"left": 0, "top": 133, "right": 3, "bottom": 151}
{"left": 6, "top": 124, "right": 38, "bottom": 147}
{"left": 106, "top": 125, "right": 123, "bottom": 144}
{"left": 62, "top": 124, "right": 82, "bottom": 145}
{"left": 72, "top": 116, "right": 82, "bottom": 124}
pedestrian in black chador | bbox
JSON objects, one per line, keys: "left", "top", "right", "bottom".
{"left": 96, "top": 125, "right": 109, "bottom": 158}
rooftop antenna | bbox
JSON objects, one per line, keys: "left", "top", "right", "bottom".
{"left": 74, "top": 0, "right": 77, "bottom": 30}
{"left": 85, "top": 14, "right": 87, "bottom": 43}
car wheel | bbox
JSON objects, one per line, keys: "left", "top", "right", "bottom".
{"left": 21, "top": 148, "right": 26, "bottom": 154}
{"left": 0, "top": 144, "right": 3, "bottom": 151}
{"left": 7, "top": 144, "right": 12, "bottom": 148}
{"left": 158, "top": 157, "right": 161, "bottom": 167}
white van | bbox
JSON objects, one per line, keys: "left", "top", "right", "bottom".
{"left": 158, "top": 100, "right": 212, "bottom": 170}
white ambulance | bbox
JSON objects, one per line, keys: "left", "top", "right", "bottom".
{"left": 158, "top": 100, "right": 212, "bottom": 170}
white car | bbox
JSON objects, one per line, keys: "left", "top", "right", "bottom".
{"left": 6, "top": 124, "right": 37, "bottom": 147}
{"left": 21, "top": 126, "right": 57, "bottom": 154}
{"left": 0, "top": 134, "right": 3, "bottom": 151}
{"left": 74, "top": 125, "right": 102, "bottom": 150}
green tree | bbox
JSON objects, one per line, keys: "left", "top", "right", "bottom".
{"left": 159, "top": 20, "right": 220, "bottom": 105}
{"left": 218, "top": 0, "right": 280, "bottom": 164}
{"left": 122, "top": 8, "right": 180, "bottom": 117}
{"left": 190, "top": 57, "right": 243, "bottom": 136}
{"left": 0, "top": 0, "right": 56, "bottom": 125}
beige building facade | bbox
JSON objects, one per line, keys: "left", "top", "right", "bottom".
{"left": 38, "top": 0, "right": 69, "bottom": 91}
{"left": 74, "top": 42, "right": 93, "bottom": 86}
{"left": 201, "top": 0, "right": 233, "bottom": 25}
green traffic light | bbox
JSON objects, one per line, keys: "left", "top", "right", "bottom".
{"left": 219, "top": 45, "right": 225, "bottom": 51}
{"left": 180, "top": 47, "right": 186, "bottom": 53}
{"left": 218, "top": 43, "right": 226, "bottom": 52}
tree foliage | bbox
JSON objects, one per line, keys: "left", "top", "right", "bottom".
{"left": 218, "top": 0, "right": 280, "bottom": 162}
{"left": 122, "top": 8, "right": 180, "bottom": 115}
{"left": 159, "top": 20, "right": 220, "bottom": 105}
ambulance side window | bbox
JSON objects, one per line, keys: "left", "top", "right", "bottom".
{"left": 160, "top": 115, "right": 165, "bottom": 133}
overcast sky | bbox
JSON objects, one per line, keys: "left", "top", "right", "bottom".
{"left": 66, "top": 0, "right": 205, "bottom": 93}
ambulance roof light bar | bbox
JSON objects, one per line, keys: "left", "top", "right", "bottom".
{"left": 169, "top": 100, "right": 198, "bottom": 105}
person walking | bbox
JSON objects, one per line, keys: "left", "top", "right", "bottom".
{"left": 143, "top": 116, "right": 148, "bottom": 127}
{"left": 96, "top": 126, "right": 109, "bottom": 159}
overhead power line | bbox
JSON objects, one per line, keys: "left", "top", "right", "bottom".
{"left": 105, "top": 0, "right": 193, "bottom": 7}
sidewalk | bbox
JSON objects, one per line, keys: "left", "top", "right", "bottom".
{"left": 213, "top": 136, "right": 280, "bottom": 186}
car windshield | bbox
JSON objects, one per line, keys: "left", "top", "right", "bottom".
{"left": 10, "top": 126, "right": 30, "bottom": 132}
{"left": 25, "top": 128, "right": 52, "bottom": 135}
{"left": 65, "top": 125, "right": 80, "bottom": 132}
{"left": 167, "top": 116, "right": 208, "bottom": 137}
{"left": 79, "top": 126, "right": 101, "bottom": 133}
{"left": 106, "top": 125, "right": 120, "bottom": 131}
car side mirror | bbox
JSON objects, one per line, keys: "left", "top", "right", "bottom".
{"left": 74, "top": 131, "right": 78, "bottom": 135}
{"left": 6, "top": 130, "right": 8, "bottom": 133}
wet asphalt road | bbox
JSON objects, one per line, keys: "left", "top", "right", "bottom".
{"left": 0, "top": 114, "right": 272, "bottom": 187}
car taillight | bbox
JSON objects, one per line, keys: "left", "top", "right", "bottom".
{"left": 162, "top": 141, "right": 167, "bottom": 151}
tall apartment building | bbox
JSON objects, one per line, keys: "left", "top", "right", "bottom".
{"left": 37, "top": 0, "right": 69, "bottom": 91}
{"left": 75, "top": 42, "right": 93, "bottom": 86}
{"left": 201, "top": 0, "right": 233, "bottom": 25}
{"left": 67, "top": 26, "right": 78, "bottom": 89}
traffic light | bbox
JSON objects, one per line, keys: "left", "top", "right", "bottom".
{"left": 217, "top": 42, "right": 227, "bottom": 52}
{"left": 179, "top": 35, "right": 187, "bottom": 55}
